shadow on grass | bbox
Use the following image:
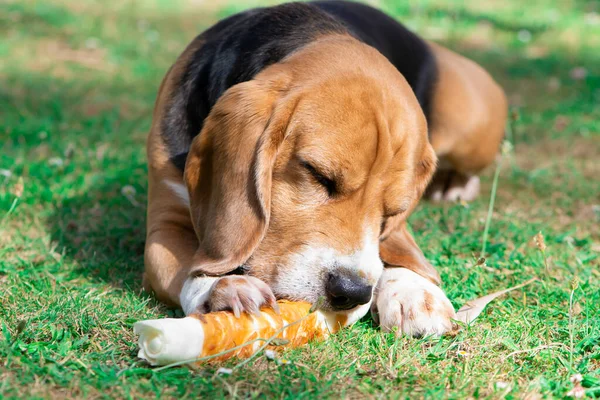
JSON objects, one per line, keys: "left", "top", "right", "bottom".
{"left": 1, "top": 70, "right": 151, "bottom": 294}
{"left": 48, "top": 179, "right": 148, "bottom": 292}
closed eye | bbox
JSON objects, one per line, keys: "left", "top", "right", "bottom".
{"left": 380, "top": 219, "right": 387, "bottom": 236}
{"left": 300, "top": 161, "right": 337, "bottom": 197}
{"left": 383, "top": 204, "right": 408, "bottom": 219}
{"left": 380, "top": 207, "right": 407, "bottom": 237}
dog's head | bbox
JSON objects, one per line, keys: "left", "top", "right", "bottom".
{"left": 184, "top": 37, "right": 438, "bottom": 314}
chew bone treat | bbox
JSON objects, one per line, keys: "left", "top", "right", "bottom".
{"left": 134, "top": 301, "right": 352, "bottom": 366}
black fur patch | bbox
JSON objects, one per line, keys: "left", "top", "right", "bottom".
{"left": 161, "top": 1, "right": 437, "bottom": 171}
{"left": 314, "top": 1, "right": 437, "bottom": 119}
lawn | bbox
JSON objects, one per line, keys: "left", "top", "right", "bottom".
{"left": 1, "top": 0, "right": 599, "bottom": 398}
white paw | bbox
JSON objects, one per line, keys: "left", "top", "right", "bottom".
{"left": 180, "top": 275, "right": 278, "bottom": 317}
{"left": 443, "top": 175, "right": 480, "bottom": 202}
{"left": 372, "top": 268, "right": 455, "bottom": 337}
{"left": 427, "top": 171, "right": 480, "bottom": 202}
{"left": 207, "top": 275, "right": 279, "bottom": 317}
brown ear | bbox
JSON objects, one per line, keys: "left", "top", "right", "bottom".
{"left": 379, "top": 138, "right": 439, "bottom": 284}
{"left": 184, "top": 72, "right": 294, "bottom": 276}
{"left": 379, "top": 222, "right": 441, "bottom": 285}
{"left": 416, "top": 141, "right": 438, "bottom": 197}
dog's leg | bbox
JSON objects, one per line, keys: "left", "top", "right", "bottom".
{"left": 425, "top": 168, "right": 481, "bottom": 202}
{"left": 144, "top": 141, "right": 278, "bottom": 316}
{"left": 371, "top": 267, "right": 455, "bottom": 337}
{"left": 143, "top": 171, "right": 199, "bottom": 308}
{"left": 145, "top": 177, "right": 279, "bottom": 316}
{"left": 145, "top": 174, "right": 279, "bottom": 315}
{"left": 425, "top": 42, "right": 507, "bottom": 202}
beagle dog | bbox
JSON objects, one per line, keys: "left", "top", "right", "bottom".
{"left": 144, "top": 1, "right": 507, "bottom": 337}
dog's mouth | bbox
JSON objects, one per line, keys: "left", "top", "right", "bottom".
{"left": 269, "top": 289, "right": 372, "bottom": 330}
{"left": 273, "top": 290, "right": 372, "bottom": 313}
{"left": 319, "top": 301, "right": 373, "bottom": 329}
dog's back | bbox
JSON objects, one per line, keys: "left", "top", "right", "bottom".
{"left": 162, "top": 2, "right": 436, "bottom": 170}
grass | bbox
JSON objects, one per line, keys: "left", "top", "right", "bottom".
{"left": 1, "top": 0, "right": 599, "bottom": 397}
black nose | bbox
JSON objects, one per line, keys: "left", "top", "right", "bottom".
{"left": 326, "top": 272, "right": 373, "bottom": 311}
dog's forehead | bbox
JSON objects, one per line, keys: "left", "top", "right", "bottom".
{"left": 292, "top": 102, "right": 379, "bottom": 186}
{"left": 292, "top": 83, "right": 396, "bottom": 152}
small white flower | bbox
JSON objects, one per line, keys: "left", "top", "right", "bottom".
{"left": 517, "top": 29, "right": 532, "bottom": 43}
{"left": 96, "top": 144, "right": 109, "bottom": 161}
{"left": 570, "top": 374, "right": 583, "bottom": 384}
{"left": 265, "top": 349, "right": 277, "bottom": 360}
{"left": 121, "top": 185, "right": 136, "bottom": 197}
{"left": 501, "top": 140, "right": 513, "bottom": 156}
{"left": 216, "top": 367, "right": 232, "bottom": 375}
{"left": 48, "top": 157, "right": 64, "bottom": 167}
{"left": 570, "top": 67, "right": 588, "bottom": 80}
{"left": 567, "top": 385, "right": 585, "bottom": 398}
{"left": 0, "top": 169, "right": 12, "bottom": 178}
{"left": 495, "top": 381, "right": 511, "bottom": 390}
{"left": 121, "top": 185, "right": 140, "bottom": 207}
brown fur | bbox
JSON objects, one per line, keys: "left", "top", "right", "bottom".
{"left": 144, "top": 33, "right": 507, "bottom": 310}
{"left": 143, "top": 38, "right": 206, "bottom": 305}
{"left": 427, "top": 42, "right": 507, "bottom": 174}
{"left": 421, "top": 291, "right": 435, "bottom": 314}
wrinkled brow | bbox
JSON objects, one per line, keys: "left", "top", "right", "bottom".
{"left": 296, "top": 153, "right": 367, "bottom": 195}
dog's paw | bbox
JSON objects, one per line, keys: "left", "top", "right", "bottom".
{"left": 425, "top": 169, "right": 480, "bottom": 202}
{"left": 207, "top": 276, "right": 279, "bottom": 317}
{"left": 372, "top": 268, "right": 455, "bottom": 337}
{"left": 180, "top": 275, "right": 279, "bottom": 317}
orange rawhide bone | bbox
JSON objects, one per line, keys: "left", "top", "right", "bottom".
{"left": 134, "top": 301, "right": 350, "bottom": 366}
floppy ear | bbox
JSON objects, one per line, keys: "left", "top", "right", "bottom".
{"left": 415, "top": 143, "right": 438, "bottom": 198}
{"left": 184, "top": 72, "right": 294, "bottom": 276}
{"left": 379, "top": 222, "right": 441, "bottom": 285}
{"left": 379, "top": 142, "right": 440, "bottom": 284}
